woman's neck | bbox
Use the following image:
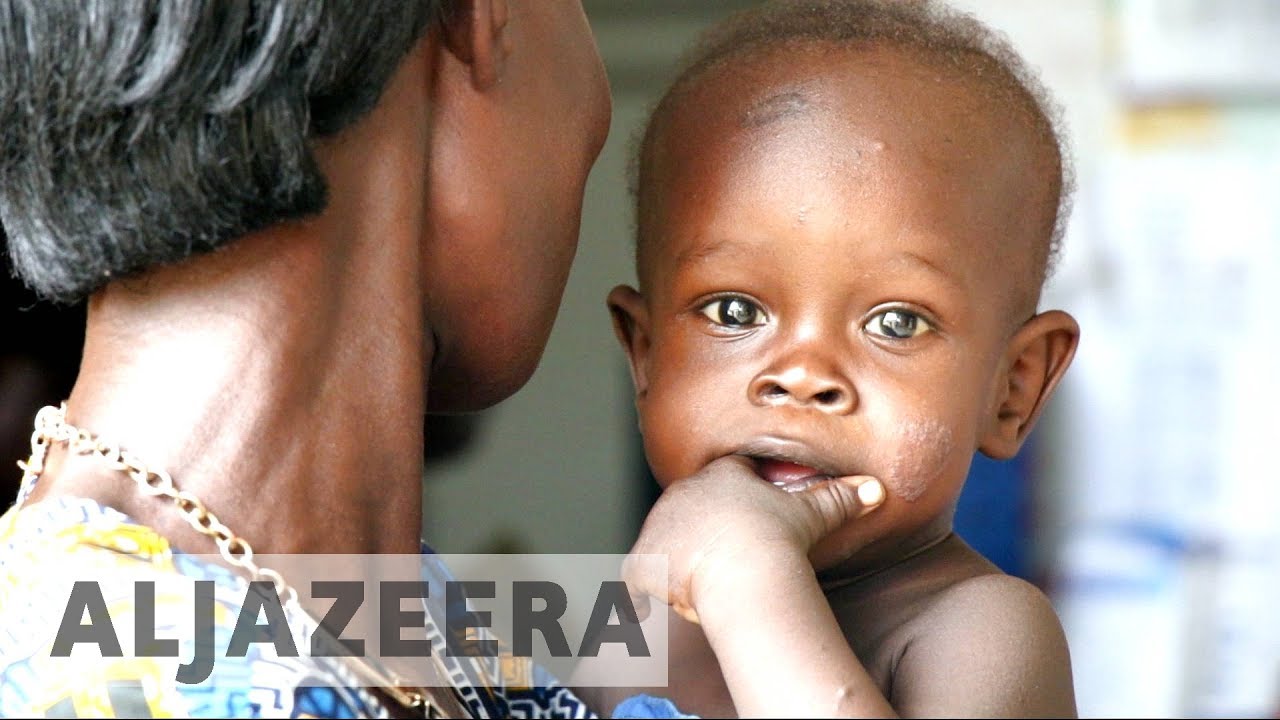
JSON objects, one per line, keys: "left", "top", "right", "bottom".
{"left": 22, "top": 41, "right": 439, "bottom": 557}
{"left": 25, "top": 216, "right": 429, "bottom": 556}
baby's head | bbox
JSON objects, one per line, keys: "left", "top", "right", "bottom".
{"left": 608, "top": 0, "right": 1080, "bottom": 572}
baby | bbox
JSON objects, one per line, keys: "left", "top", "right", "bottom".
{"left": 584, "top": 1, "right": 1081, "bottom": 717}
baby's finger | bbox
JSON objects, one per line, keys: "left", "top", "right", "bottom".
{"left": 628, "top": 589, "right": 652, "bottom": 624}
{"left": 619, "top": 552, "right": 658, "bottom": 623}
{"left": 670, "top": 602, "right": 700, "bottom": 626}
{"left": 848, "top": 475, "right": 885, "bottom": 511}
{"left": 796, "top": 475, "right": 885, "bottom": 542}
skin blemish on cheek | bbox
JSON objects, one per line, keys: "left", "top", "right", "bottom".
{"left": 883, "top": 418, "right": 954, "bottom": 503}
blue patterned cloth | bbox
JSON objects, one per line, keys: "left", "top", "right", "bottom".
{"left": 613, "top": 694, "right": 697, "bottom": 719}
{"left": 0, "top": 497, "right": 608, "bottom": 718}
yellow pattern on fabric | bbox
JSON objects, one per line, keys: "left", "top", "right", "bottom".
{"left": 27, "top": 657, "right": 185, "bottom": 718}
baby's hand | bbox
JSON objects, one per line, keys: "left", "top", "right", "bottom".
{"left": 623, "top": 455, "right": 884, "bottom": 624}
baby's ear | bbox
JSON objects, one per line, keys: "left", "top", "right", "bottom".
{"left": 606, "top": 285, "right": 652, "bottom": 399}
{"left": 979, "top": 310, "right": 1079, "bottom": 459}
{"left": 439, "top": 0, "right": 509, "bottom": 89}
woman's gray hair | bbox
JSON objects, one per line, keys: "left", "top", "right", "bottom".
{"left": 0, "top": 0, "right": 439, "bottom": 303}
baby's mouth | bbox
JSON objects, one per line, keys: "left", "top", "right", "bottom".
{"left": 752, "top": 458, "right": 834, "bottom": 493}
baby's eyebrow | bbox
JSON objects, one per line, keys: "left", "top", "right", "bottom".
{"left": 673, "top": 237, "right": 967, "bottom": 294}
{"left": 672, "top": 235, "right": 755, "bottom": 269}
{"left": 888, "top": 250, "right": 965, "bottom": 291}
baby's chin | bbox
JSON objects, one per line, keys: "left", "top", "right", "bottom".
{"left": 809, "top": 507, "right": 953, "bottom": 577}
{"left": 808, "top": 517, "right": 893, "bottom": 574}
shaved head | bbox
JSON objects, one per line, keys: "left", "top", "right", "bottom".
{"left": 632, "top": 0, "right": 1072, "bottom": 313}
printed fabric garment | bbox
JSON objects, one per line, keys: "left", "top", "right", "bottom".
{"left": 611, "top": 695, "right": 696, "bottom": 719}
{"left": 0, "top": 497, "right": 601, "bottom": 719}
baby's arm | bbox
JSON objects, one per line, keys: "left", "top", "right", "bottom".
{"left": 887, "top": 574, "right": 1076, "bottom": 717}
{"left": 623, "top": 455, "right": 896, "bottom": 717}
{"left": 692, "top": 540, "right": 897, "bottom": 717}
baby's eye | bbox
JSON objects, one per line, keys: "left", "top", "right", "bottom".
{"left": 699, "top": 297, "right": 766, "bottom": 327}
{"left": 864, "top": 309, "right": 932, "bottom": 339}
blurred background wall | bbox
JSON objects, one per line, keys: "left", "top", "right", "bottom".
{"left": 2, "top": 1, "right": 1276, "bottom": 717}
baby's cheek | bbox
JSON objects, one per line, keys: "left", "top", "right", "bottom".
{"left": 882, "top": 417, "right": 955, "bottom": 502}
{"left": 638, "top": 388, "right": 705, "bottom": 489}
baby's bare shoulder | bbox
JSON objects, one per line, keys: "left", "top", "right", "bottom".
{"left": 925, "top": 570, "right": 1062, "bottom": 626}
{"left": 891, "top": 571, "right": 1077, "bottom": 717}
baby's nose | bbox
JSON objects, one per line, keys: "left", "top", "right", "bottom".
{"left": 749, "top": 365, "right": 855, "bottom": 415}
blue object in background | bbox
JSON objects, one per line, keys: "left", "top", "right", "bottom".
{"left": 953, "top": 438, "right": 1035, "bottom": 580}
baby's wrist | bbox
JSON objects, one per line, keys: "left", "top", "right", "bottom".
{"left": 690, "top": 546, "right": 811, "bottom": 624}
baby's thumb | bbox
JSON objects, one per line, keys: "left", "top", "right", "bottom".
{"left": 797, "top": 476, "right": 885, "bottom": 541}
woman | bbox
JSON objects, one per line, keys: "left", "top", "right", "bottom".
{"left": 0, "top": 1, "right": 612, "bottom": 716}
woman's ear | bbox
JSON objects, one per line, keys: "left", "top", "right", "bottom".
{"left": 606, "top": 285, "right": 652, "bottom": 399}
{"left": 438, "top": 0, "right": 510, "bottom": 88}
{"left": 979, "top": 310, "right": 1080, "bottom": 459}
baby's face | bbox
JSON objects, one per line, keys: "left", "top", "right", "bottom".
{"left": 622, "top": 45, "right": 1049, "bottom": 572}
